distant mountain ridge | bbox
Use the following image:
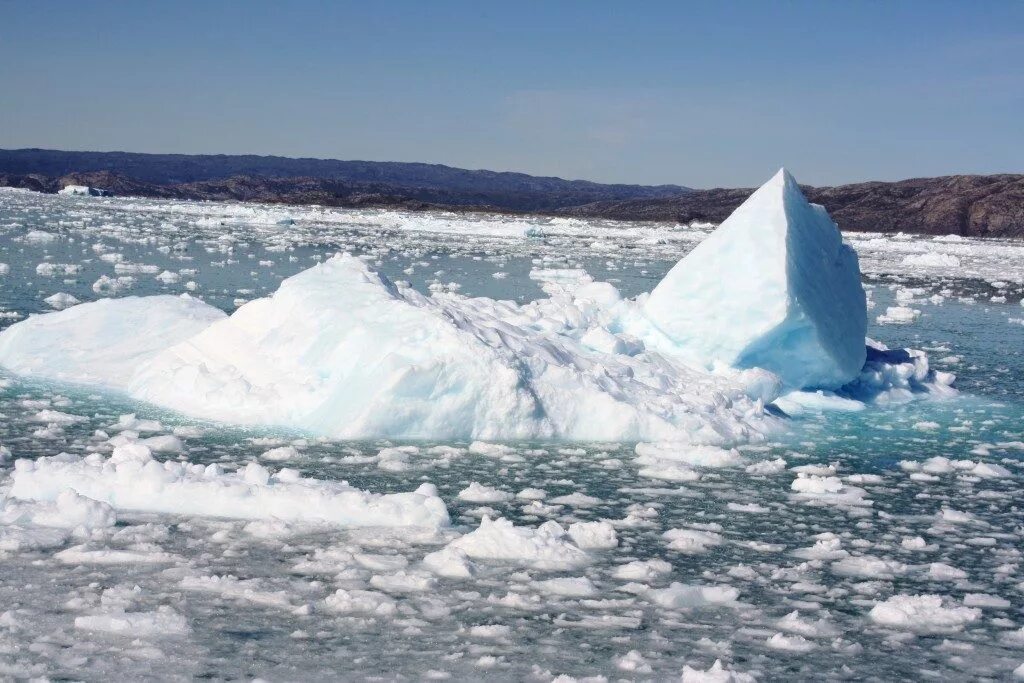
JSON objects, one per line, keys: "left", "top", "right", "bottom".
{"left": 1, "top": 148, "right": 1021, "bottom": 237}
{"left": 558, "top": 174, "right": 1024, "bottom": 238}
{"left": 0, "top": 148, "right": 687, "bottom": 211}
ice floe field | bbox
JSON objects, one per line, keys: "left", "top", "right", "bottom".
{"left": 0, "top": 183, "right": 1023, "bottom": 681}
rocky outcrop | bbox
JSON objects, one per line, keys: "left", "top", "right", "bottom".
{"left": 560, "top": 175, "right": 1024, "bottom": 238}
{"left": 0, "top": 148, "right": 687, "bottom": 210}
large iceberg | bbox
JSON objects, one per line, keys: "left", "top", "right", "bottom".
{"left": 0, "top": 254, "right": 777, "bottom": 442}
{"left": 0, "top": 170, "right": 887, "bottom": 440}
{"left": 645, "top": 169, "right": 866, "bottom": 389}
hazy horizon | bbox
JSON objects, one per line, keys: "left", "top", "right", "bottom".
{"left": 2, "top": 1, "right": 1021, "bottom": 188}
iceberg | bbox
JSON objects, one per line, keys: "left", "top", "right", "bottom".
{"left": 0, "top": 171, "right": 891, "bottom": 440}
{"left": 0, "top": 254, "right": 777, "bottom": 442}
{"left": 58, "top": 185, "right": 111, "bottom": 197}
{"left": 645, "top": 169, "right": 866, "bottom": 389}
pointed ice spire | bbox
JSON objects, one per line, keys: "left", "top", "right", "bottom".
{"left": 645, "top": 169, "right": 867, "bottom": 390}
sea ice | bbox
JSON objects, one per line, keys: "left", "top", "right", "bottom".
{"left": 868, "top": 594, "right": 981, "bottom": 633}
{"left": 434, "top": 516, "right": 590, "bottom": 571}
{"left": 9, "top": 444, "right": 449, "bottom": 528}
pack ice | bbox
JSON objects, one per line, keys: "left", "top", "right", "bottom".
{"left": 645, "top": 169, "right": 867, "bottom": 389}
{"left": 0, "top": 171, "right": 874, "bottom": 440}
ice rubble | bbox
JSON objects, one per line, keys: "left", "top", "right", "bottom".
{"left": 645, "top": 169, "right": 866, "bottom": 389}
{"left": 0, "top": 170, "right": 946, "bottom": 440}
{"left": 10, "top": 442, "right": 449, "bottom": 528}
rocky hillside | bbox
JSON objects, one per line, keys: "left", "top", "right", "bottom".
{"left": 1, "top": 149, "right": 1021, "bottom": 237}
{"left": 0, "top": 149, "right": 686, "bottom": 212}
{"left": 559, "top": 174, "right": 1024, "bottom": 238}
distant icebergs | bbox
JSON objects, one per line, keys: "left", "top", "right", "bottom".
{"left": 58, "top": 185, "right": 111, "bottom": 197}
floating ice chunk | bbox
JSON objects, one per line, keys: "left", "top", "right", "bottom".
{"left": 877, "top": 306, "right": 920, "bottom": 324}
{"left": 567, "top": 520, "right": 618, "bottom": 549}
{"left": 614, "top": 650, "right": 653, "bottom": 673}
{"left": 74, "top": 607, "right": 187, "bottom": 636}
{"left": 533, "top": 576, "right": 598, "bottom": 597}
{"left": 635, "top": 443, "right": 744, "bottom": 469}
{"left": 10, "top": 448, "right": 449, "bottom": 528}
{"left": 842, "top": 340, "right": 956, "bottom": 403}
{"left": 792, "top": 535, "right": 848, "bottom": 561}
{"left": 901, "top": 536, "right": 937, "bottom": 552}
{"left": 745, "top": 457, "right": 787, "bottom": 475}
{"left": 766, "top": 632, "right": 816, "bottom": 652}
{"left": 1, "top": 489, "right": 116, "bottom": 531}
{"left": 548, "top": 492, "right": 601, "bottom": 507}
{"left": 645, "top": 169, "right": 866, "bottom": 390}
{"left": 422, "top": 546, "right": 478, "bottom": 578}
{"left": 438, "top": 516, "right": 589, "bottom": 571}
{"left": 91, "top": 274, "right": 135, "bottom": 295}
{"left": 963, "top": 593, "right": 1011, "bottom": 609}
{"left": 179, "top": 574, "right": 296, "bottom": 609}
{"left": 36, "top": 262, "right": 81, "bottom": 277}
{"left": 646, "top": 582, "right": 739, "bottom": 609}
{"left": 110, "top": 413, "right": 164, "bottom": 432}
{"left": 369, "top": 570, "right": 438, "bottom": 594}
{"left": 972, "top": 461, "right": 1013, "bottom": 479}
{"left": 791, "top": 473, "right": 870, "bottom": 507}
{"left": 59, "top": 185, "right": 111, "bottom": 197}
{"left": 868, "top": 594, "right": 980, "bottom": 633}
{"left": 680, "top": 659, "right": 755, "bottom": 683}
{"left": 776, "top": 610, "right": 840, "bottom": 638}
{"left": 323, "top": 589, "right": 397, "bottom": 616}
{"left": 457, "top": 482, "right": 512, "bottom": 503}
{"left": 831, "top": 555, "right": 907, "bottom": 579}
{"left": 44, "top": 292, "right": 80, "bottom": 310}
{"left": 637, "top": 461, "right": 701, "bottom": 482}
{"left": 55, "top": 545, "right": 178, "bottom": 565}
{"left": 663, "top": 528, "right": 724, "bottom": 554}
{"left": 773, "top": 389, "right": 866, "bottom": 414}
{"left": 902, "top": 252, "right": 961, "bottom": 268}
{"left": 135, "top": 434, "right": 184, "bottom": 453}
{"left": 23, "top": 230, "right": 57, "bottom": 243}
{"left": 30, "top": 409, "right": 85, "bottom": 425}
{"left": 612, "top": 558, "right": 672, "bottom": 581}
{"left": 468, "top": 442, "right": 517, "bottom": 458}
{"left": 261, "top": 445, "right": 300, "bottom": 461}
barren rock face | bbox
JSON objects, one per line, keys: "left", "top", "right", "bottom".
{"left": 562, "top": 175, "right": 1024, "bottom": 238}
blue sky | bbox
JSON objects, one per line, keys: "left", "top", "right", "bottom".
{"left": 1, "top": 1, "right": 1021, "bottom": 187}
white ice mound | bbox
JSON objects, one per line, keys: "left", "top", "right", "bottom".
{"left": 0, "top": 254, "right": 778, "bottom": 442}
{"left": 58, "top": 185, "right": 111, "bottom": 197}
{"left": 0, "top": 294, "right": 224, "bottom": 385}
{"left": 645, "top": 169, "right": 867, "bottom": 389}
{"left": 10, "top": 444, "right": 450, "bottom": 528}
